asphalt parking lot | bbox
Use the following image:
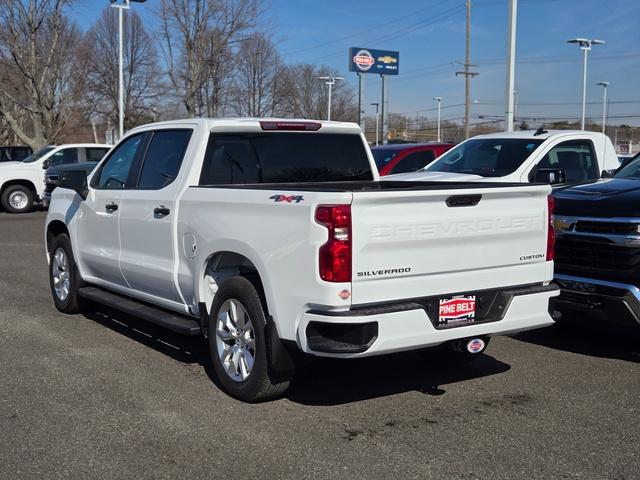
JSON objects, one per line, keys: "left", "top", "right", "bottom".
{"left": 1, "top": 212, "right": 638, "bottom": 479}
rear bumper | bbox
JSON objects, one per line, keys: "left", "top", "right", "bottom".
{"left": 552, "top": 274, "right": 640, "bottom": 328}
{"left": 298, "top": 284, "right": 559, "bottom": 357}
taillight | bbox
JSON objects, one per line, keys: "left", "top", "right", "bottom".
{"left": 315, "top": 205, "right": 352, "bottom": 282}
{"left": 259, "top": 121, "right": 321, "bottom": 131}
{"left": 547, "top": 195, "right": 555, "bottom": 261}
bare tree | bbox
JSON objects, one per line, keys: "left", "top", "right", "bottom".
{"left": 0, "top": 0, "right": 83, "bottom": 150}
{"left": 82, "top": 7, "right": 163, "bottom": 130}
{"left": 158, "top": 0, "right": 261, "bottom": 118}
{"left": 277, "top": 64, "right": 357, "bottom": 121}
{"left": 229, "top": 32, "right": 280, "bottom": 117}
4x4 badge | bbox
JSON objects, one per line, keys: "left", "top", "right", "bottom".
{"left": 269, "top": 194, "right": 304, "bottom": 203}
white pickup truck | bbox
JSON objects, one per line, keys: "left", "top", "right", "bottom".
{"left": 0, "top": 143, "right": 111, "bottom": 213}
{"left": 45, "top": 118, "right": 558, "bottom": 402}
{"left": 385, "top": 130, "right": 620, "bottom": 185}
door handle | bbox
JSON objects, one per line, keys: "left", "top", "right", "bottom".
{"left": 105, "top": 202, "right": 118, "bottom": 212}
{"left": 446, "top": 195, "right": 482, "bottom": 207}
{"left": 154, "top": 205, "right": 170, "bottom": 217}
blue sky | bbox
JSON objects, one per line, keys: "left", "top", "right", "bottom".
{"left": 71, "top": 0, "right": 640, "bottom": 126}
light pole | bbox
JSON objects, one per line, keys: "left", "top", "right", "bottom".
{"left": 110, "top": 0, "right": 146, "bottom": 141}
{"left": 567, "top": 38, "right": 605, "bottom": 130}
{"left": 370, "top": 102, "right": 380, "bottom": 146}
{"left": 433, "top": 96, "right": 442, "bottom": 142}
{"left": 505, "top": 0, "right": 517, "bottom": 132}
{"left": 597, "top": 81, "right": 610, "bottom": 134}
{"left": 317, "top": 76, "right": 343, "bottom": 121}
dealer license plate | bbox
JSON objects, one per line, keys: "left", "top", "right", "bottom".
{"left": 438, "top": 295, "right": 476, "bottom": 326}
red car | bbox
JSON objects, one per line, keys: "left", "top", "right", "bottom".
{"left": 372, "top": 143, "right": 455, "bottom": 176}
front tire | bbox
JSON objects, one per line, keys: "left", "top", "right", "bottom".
{"left": 49, "top": 234, "right": 84, "bottom": 314}
{"left": 1, "top": 185, "right": 35, "bottom": 213}
{"left": 208, "top": 276, "right": 291, "bottom": 402}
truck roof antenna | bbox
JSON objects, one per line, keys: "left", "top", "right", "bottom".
{"left": 534, "top": 126, "right": 548, "bottom": 136}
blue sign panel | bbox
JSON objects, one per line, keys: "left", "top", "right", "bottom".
{"left": 349, "top": 47, "right": 399, "bottom": 75}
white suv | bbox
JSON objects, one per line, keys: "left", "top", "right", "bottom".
{"left": 0, "top": 143, "right": 111, "bottom": 213}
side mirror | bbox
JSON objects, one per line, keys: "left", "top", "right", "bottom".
{"left": 59, "top": 169, "right": 88, "bottom": 200}
{"left": 534, "top": 168, "right": 566, "bottom": 185}
{"left": 601, "top": 169, "right": 617, "bottom": 178}
{"left": 42, "top": 159, "right": 50, "bottom": 170}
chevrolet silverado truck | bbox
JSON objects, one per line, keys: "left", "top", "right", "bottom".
{"left": 386, "top": 130, "right": 619, "bottom": 187}
{"left": 552, "top": 155, "right": 640, "bottom": 329}
{"left": 45, "top": 118, "right": 558, "bottom": 402}
{"left": 0, "top": 143, "right": 110, "bottom": 213}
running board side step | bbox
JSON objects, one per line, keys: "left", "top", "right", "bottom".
{"left": 78, "top": 287, "right": 201, "bottom": 335}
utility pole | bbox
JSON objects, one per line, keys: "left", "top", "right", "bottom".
{"left": 110, "top": 0, "right": 146, "bottom": 141}
{"left": 370, "top": 102, "right": 380, "bottom": 146}
{"left": 112, "top": 0, "right": 127, "bottom": 141}
{"left": 456, "top": 1, "right": 479, "bottom": 139}
{"left": 90, "top": 117, "right": 99, "bottom": 144}
{"left": 357, "top": 73, "right": 365, "bottom": 131}
{"left": 318, "top": 76, "right": 343, "bottom": 121}
{"left": 433, "top": 96, "right": 442, "bottom": 142}
{"left": 381, "top": 75, "right": 389, "bottom": 144}
{"left": 505, "top": 0, "right": 518, "bottom": 132}
{"left": 597, "top": 81, "right": 610, "bottom": 134}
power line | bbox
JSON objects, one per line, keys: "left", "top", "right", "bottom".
{"left": 297, "top": 3, "right": 464, "bottom": 65}
{"left": 280, "top": 0, "right": 451, "bottom": 57}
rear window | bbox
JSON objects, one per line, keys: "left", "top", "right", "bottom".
{"left": 199, "top": 133, "right": 373, "bottom": 185}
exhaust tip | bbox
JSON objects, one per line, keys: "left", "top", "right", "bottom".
{"left": 466, "top": 338, "right": 486, "bottom": 354}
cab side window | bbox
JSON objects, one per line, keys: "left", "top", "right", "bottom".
{"left": 50, "top": 148, "right": 79, "bottom": 166}
{"left": 94, "top": 135, "right": 143, "bottom": 190}
{"left": 532, "top": 140, "right": 599, "bottom": 183}
{"left": 389, "top": 150, "right": 436, "bottom": 175}
{"left": 137, "top": 130, "right": 192, "bottom": 189}
{"left": 85, "top": 148, "right": 110, "bottom": 162}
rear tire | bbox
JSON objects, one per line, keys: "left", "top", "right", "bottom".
{"left": 1, "top": 185, "right": 34, "bottom": 213}
{"left": 208, "top": 276, "right": 292, "bottom": 402}
{"left": 49, "top": 234, "right": 84, "bottom": 314}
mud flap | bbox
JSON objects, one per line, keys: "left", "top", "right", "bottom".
{"left": 198, "top": 301, "right": 209, "bottom": 338}
{"left": 265, "top": 316, "right": 297, "bottom": 379}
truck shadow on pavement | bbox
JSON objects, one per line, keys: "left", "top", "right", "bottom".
{"left": 285, "top": 352, "right": 510, "bottom": 406}
{"left": 83, "top": 305, "right": 511, "bottom": 405}
{"left": 512, "top": 322, "right": 640, "bottom": 363}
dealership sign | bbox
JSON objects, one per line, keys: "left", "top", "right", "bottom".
{"left": 349, "top": 47, "right": 399, "bottom": 75}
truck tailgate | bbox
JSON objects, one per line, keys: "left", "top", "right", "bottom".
{"left": 350, "top": 185, "right": 552, "bottom": 304}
